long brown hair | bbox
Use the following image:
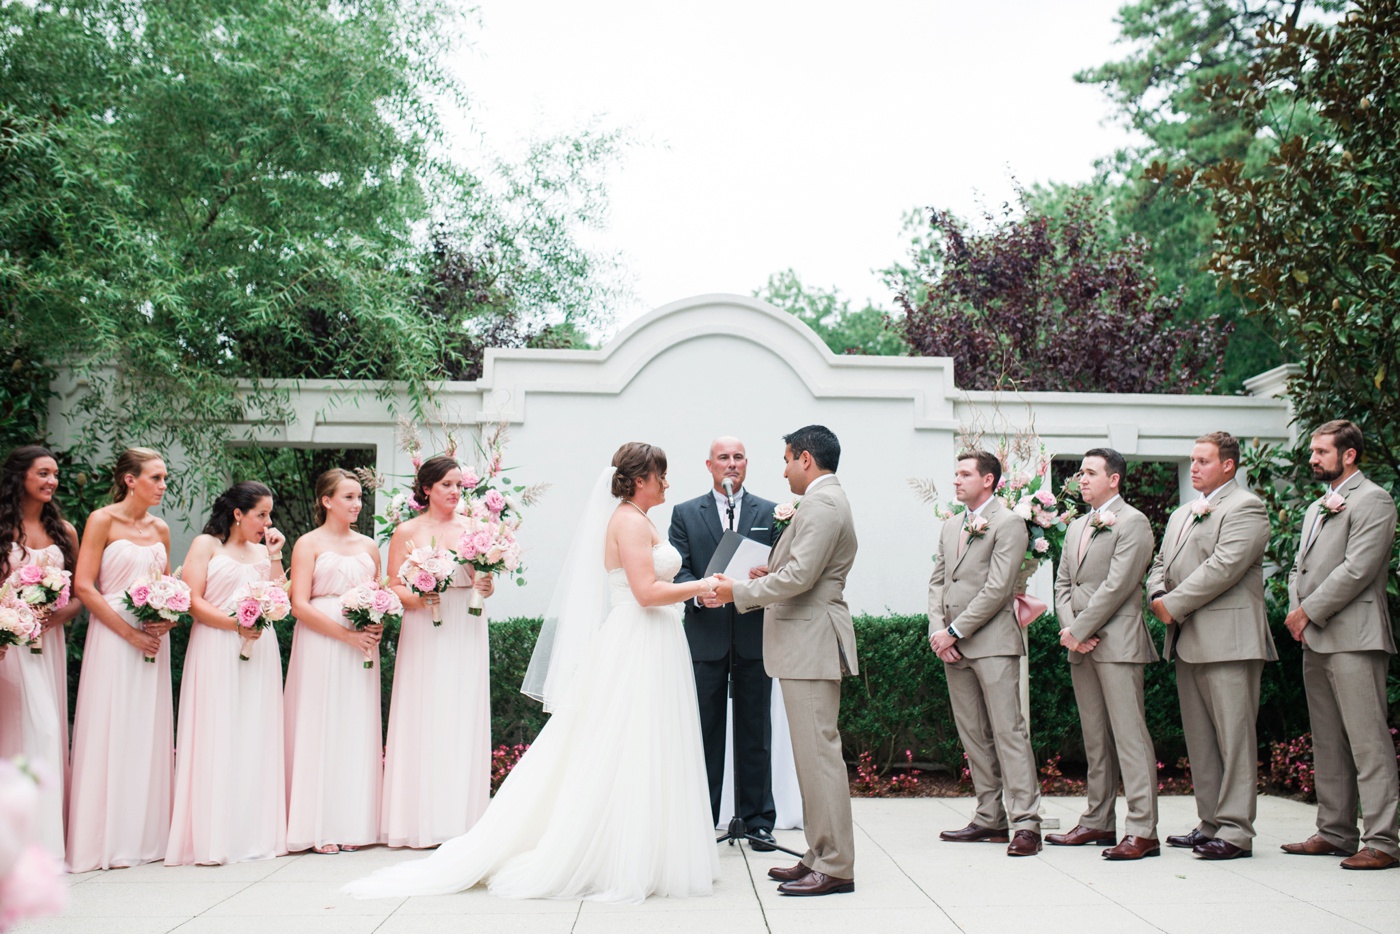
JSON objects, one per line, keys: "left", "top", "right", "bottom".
{"left": 0, "top": 446, "right": 76, "bottom": 579}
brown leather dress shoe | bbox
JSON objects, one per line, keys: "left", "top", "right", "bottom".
{"left": 1102, "top": 836, "right": 1160, "bottom": 860}
{"left": 1281, "top": 834, "right": 1355, "bottom": 857}
{"left": 1007, "top": 830, "right": 1042, "bottom": 856}
{"left": 940, "top": 823, "right": 1010, "bottom": 843}
{"left": 777, "top": 870, "right": 855, "bottom": 896}
{"left": 1193, "top": 838, "right": 1250, "bottom": 860}
{"left": 1165, "top": 829, "right": 1212, "bottom": 848}
{"left": 1046, "top": 825, "right": 1117, "bottom": 847}
{"left": 1340, "top": 847, "right": 1400, "bottom": 870}
{"left": 767, "top": 862, "right": 809, "bottom": 882}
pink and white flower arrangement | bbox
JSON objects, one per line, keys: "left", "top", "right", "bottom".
{"left": 1088, "top": 509, "right": 1118, "bottom": 537}
{"left": 963, "top": 514, "right": 991, "bottom": 540}
{"left": 452, "top": 423, "right": 544, "bottom": 616}
{"left": 398, "top": 542, "right": 456, "bottom": 625}
{"left": 1320, "top": 490, "right": 1347, "bottom": 517}
{"left": 341, "top": 579, "right": 404, "bottom": 668}
{"left": 773, "top": 500, "right": 799, "bottom": 534}
{"left": 1189, "top": 498, "right": 1215, "bottom": 523}
{"left": 3, "top": 561, "right": 70, "bottom": 655}
{"left": 123, "top": 568, "right": 192, "bottom": 662}
{"left": 229, "top": 580, "right": 290, "bottom": 661}
{"left": 0, "top": 758, "right": 65, "bottom": 929}
{"left": 0, "top": 589, "right": 41, "bottom": 653}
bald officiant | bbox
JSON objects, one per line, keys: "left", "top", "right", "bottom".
{"left": 668, "top": 437, "right": 779, "bottom": 850}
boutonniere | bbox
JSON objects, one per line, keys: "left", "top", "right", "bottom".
{"left": 963, "top": 514, "right": 990, "bottom": 540}
{"left": 1189, "top": 499, "right": 1215, "bottom": 524}
{"left": 1319, "top": 490, "right": 1347, "bottom": 519}
{"left": 772, "top": 500, "right": 799, "bottom": 534}
{"left": 1089, "top": 509, "right": 1117, "bottom": 538}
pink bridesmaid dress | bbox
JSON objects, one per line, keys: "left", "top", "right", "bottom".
{"left": 166, "top": 555, "right": 287, "bottom": 865}
{"left": 284, "top": 551, "right": 382, "bottom": 851}
{"left": 381, "top": 565, "right": 490, "bottom": 848}
{"left": 0, "top": 543, "right": 70, "bottom": 861}
{"left": 66, "top": 539, "right": 174, "bottom": 872}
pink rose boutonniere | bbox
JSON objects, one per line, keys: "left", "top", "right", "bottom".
{"left": 963, "top": 514, "right": 990, "bottom": 540}
{"left": 772, "top": 500, "right": 799, "bottom": 535}
{"left": 1189, "top": 499, "right": 1215, "bottom": 524}
{"left": 1089, "top": 509, "right": 1117, "bottom": 538}
{"left": 1320, "top": 490, "right": 1347, "bottom": 519}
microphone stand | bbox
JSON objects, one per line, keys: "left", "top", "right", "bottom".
{"left": 713, "top": 480, "right": 802, "bottom": 859}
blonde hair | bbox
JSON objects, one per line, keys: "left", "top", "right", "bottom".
{"left": 110, "top": 448, "right": 163, "bottom": 502}
{"left": 314, "top": 468, "right": 360, "bottom": 525}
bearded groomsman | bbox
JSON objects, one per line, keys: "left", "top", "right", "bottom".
{"left": 929, "top": 450, "right": 1043, "bottom": 857}
{"left": 1048, "top": 449, "right": 1160, "bottom": 860}
{"left": 1148, "top": 431, "right": 1276, "bottom": 861}
{"left": 1280, "top": 420, "right": 1399, "bottom": 870}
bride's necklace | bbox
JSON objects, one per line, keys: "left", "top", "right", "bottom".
{"left": 621, "top": 500, "right": 659, "bottom": 533}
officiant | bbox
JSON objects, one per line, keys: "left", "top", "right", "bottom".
{"left": 668, "top": 436, "right": 778, "bottom": 850}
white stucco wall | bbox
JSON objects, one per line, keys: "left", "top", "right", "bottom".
{"left": 48, "top": 294, "right": 1295, "bottom": 618}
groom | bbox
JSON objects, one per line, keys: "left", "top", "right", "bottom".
{"left": 706, "top": 425, "right": 859, "bottom": 897}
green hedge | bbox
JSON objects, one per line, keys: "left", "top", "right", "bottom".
{"left": 66, "top": 608, "right": 1314, "bottom": 772}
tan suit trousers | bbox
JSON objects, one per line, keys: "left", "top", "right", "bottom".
{"left": 1175, "top": 658, "right": 1263, "bottom": 848}
{"left": 1303, "top": 649, "right": 1400, "bottom": 857}
{"left": 946, "top": 654, "right": 1041, "bottom": 832}
{"left": 1070, "top": 657, "right": 1159, "bottom": 838}
{"left": 780, "top": 678, "right": 855, "bottom": 878}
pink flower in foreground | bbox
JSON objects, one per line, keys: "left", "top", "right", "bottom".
{"left": 371, "top": 588, "right": 395, "bottom": 614}
{"left": 166, "top": 590, "right": 191, "bottom": 613}
{"left": 128, "top": 582, "right": 151, "bottom": 607}
{"left": 483, "top": 490, "right": 506, "bottom": 514}
{"left": 1032, "top": 537, "right": 1049, "bottom": 554}
{"left": 17, "top": 565, "right": 43, "bottom": 586}
{"left": 462, "top": 468, "right": 480, "bottom": 490}
{"left": 236, "top": 600, "right": 261, "bottom": 629}
{"left": 413, "top": 570, "right": 438, "bottom": 593}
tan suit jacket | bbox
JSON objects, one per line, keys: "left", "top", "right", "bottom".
{"left": 926, "top": 496, "right": 1028, "bottom": 658}
{"left": 1288, "top": 471, "right": 1397, "bottom": 655}
{"left": 1147, "top": 479, "right": 1277, "bottom": 663}
{"left": 732, "top": 476, "right": 859, "bottom": 680}
{"left": 1056, "top": 499, "right": 1158, "bottom": 664}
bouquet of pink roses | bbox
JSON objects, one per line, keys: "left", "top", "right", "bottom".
{"left": 454, "top": 424, "right": 542, "bottom": 616}
{"left": 398, "top": 542, "right": 455, "bottom": 625}
{"left": 230, "top": 580, "right": 291, "bottom": 661}
{"left": 3, "top": 560, "right": 70, "bottom": 655}
{"left": 341, "top": 579, "right": 404, "bottom": 668}
{"left": 456, "top": 514, "right": 522, "bottom": 617}
{"left": 123, "top": 568, "right": 193, "bottom": 663}
{"left": 0, "top": 587, "right": 41, "bottom": 655}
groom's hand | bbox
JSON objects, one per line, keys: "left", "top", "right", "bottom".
{"left": 929, "top": 628, "right": 958, "bottom": 658}
{"left": 701, "top": 574, "right": 736, "bottom": 608}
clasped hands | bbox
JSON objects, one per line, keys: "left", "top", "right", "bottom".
{"left": 698, "top": 565, "right": 769, "bottom": 608}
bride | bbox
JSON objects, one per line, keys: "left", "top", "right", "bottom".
{"left": 344, "top": 442, "right": 721, "bottom": 903}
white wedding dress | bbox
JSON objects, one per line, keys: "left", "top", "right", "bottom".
{"left": 344, "top": 542, "right": 719, "bottom": 903}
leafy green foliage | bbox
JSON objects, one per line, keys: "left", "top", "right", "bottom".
{"left": 1, "top": 0, "right": 621, "bottom": 503}
{"left": 755, "top": 270, "right": 907, "bottom": 356}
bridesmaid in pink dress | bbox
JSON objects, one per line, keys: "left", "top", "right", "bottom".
{"left": 382, "top": 455, "right": 493, "bottom": 848}
{"left": 67, "top": 448, "right": 176, "bottom": 872}
{"left": 166, "top": 481, "right": 288, "bottom": 865}
{"left": 0, "top": 446, "right": 83, "bottom": 862}
{"left": 285, "top": 469, "right": 384, "bottom": 854}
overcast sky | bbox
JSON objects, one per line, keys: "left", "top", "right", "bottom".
{"left": 448, "top": 0, "right": 1142, "bottom": 330}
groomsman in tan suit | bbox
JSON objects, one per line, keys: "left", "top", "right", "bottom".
{"left": 928, "top": 450, "right": 1043, "bottom": 857}
{"left": 1148, "top": 431, "right": 1276, "bottom": 860}
{"left": 1281, "top": 420, "right": 1399, "bottom": 870}
{"left": 709, "top": 425, "right": 859, "bottom": 896}
{"left": 1048, "top": 448, "right": 1160, "bottom": 860}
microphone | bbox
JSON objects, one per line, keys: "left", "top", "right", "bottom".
{"left": 721, "top": 477, "right": 735, "bottom": 497}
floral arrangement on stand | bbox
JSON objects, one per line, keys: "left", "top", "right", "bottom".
{"left": 123, "top": 566, "right": 193, "bottom": 662}
{"left": 2, "top": 559, "right": 71, "bottom": 654}
{"left": 230, "top": 580, "right": 291, "bottom": 661}
{"left": 341, "top": 579, "right": 405, "bottom": 668}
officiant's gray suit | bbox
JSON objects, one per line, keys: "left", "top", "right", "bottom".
{"left": 1147, "top": 478, "right": 1275, "bottom": 849}
{"left": 1055, "top": 499, "right": 1158, "bottom": 838}
{"left": 927, "top": 497, "right": 1041, "bottom": 833}
{"left": 1288, "top": 470, "right": 1399, "bottom": 857}
{"left": 731, "top": 475, "right": 858, "bottom": 879}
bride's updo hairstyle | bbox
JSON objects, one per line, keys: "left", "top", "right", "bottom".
{"left": 413, "top": 455, "right": 460, "bottom": 508}
{"left": 203, "top": 481, "right": 273, "bottom": 542}
{"left": 611, "top": 442, "right": 667, "bottom": 499}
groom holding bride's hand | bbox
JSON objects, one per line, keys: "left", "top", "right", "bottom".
{"left": 704, "top": 425, "right": 859, "bottom": 897}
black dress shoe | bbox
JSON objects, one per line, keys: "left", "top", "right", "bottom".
{"left": 1193, "top": 838, "right": 1251, "bottom": 860}
{"left": 1166, "top": 829, "right": 1212, "bottom": 848}
{"left": 748, "top": 828, "right": 777, "bottom": 852}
